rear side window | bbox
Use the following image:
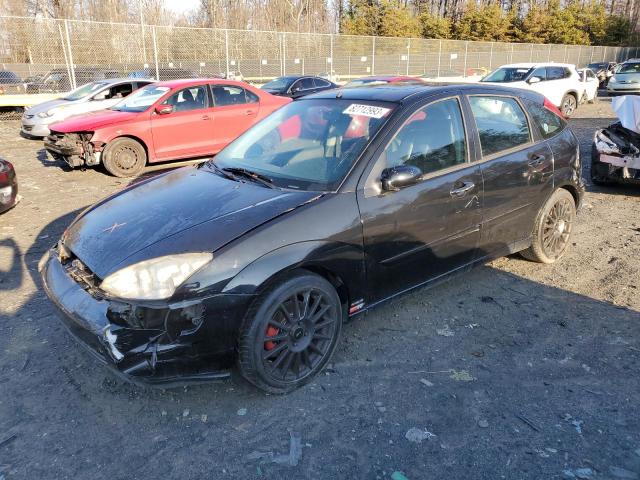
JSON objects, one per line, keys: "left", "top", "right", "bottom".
{"left": 469, "top": 96, "right": 531, "bottom": 157}
{"left": 314, "top": 78, "right": 332, "bottom": 88}
{"left": 547, "top": 67, "right": 569, "bottom": 80}
{"left": 525, "top": 100, "right": 565, "bottom": 139}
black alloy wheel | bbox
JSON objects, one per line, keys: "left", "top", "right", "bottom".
{"left": 238, "top": 272, "right": 342, "bottom": 394}
{"left": 521, "top": 188, "right": 576, "bottom": 264}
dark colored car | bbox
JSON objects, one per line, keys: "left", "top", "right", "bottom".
{"left": 0, "top": 160, "right": 18, "bottom": 214}
{"left": 344, "top": 75, "right": 426, "bottom": 88}
{"left": 26, "top": 68, "right": 121, "bottom": 93}
{"left": 41, "top": 84, "right": 584, "bottom": 393}
{"left": 586, "top": 62, "right": 617, "bottom": 87}
{"left": 592, "top": 121, "right": 640, "bottom": 185}
{"left": 128, "top": 68, "right": 198, "bottom": 80}
{"left": 0, "top": 70, "right": 23, "bottom": 95}
{"left": 261, "top": 76, "right": 337, "bottom": 99}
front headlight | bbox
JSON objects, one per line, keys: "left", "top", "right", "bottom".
{"left": 38, "top": 108, "right": 59, "bottom": 118}
{"left": 100, "top": 252, "right": 213, "bottom": 300}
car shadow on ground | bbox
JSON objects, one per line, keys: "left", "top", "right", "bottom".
{"left": 2, "top": 203, "right": 640, "bottom": 478}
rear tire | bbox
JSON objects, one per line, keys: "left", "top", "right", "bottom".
{"left": 237, "top": 271, "right": 343, "bottom": 394}
{"left": 102, "top": 138, "right": 146, "bottom": 177}
{"left": 520, "top": 189, "right": 576, "bottom": 264}
{"left": 560, "top": 93, "right": 577, "bottom": 117}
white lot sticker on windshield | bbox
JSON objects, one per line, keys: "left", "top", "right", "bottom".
{"left": 343, "top": 104, "right": 391, "bottom": 119}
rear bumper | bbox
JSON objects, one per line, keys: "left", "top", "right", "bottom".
{"left": 40, "top": 248, "right": 254, "bottom": 386}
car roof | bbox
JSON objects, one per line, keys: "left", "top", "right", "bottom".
{"left": 95, "top": 77, "right": 155, "bottom": 85}
{"left": 153, "top": 78, "right": 249, "bottom": 88}
{"left": 498, "top": 63, "right": 576, "bottom": 69}
{"left": 351, "top": 75, "right": 417, "bottom": 82}
{"left": 306, "top": 83, "right": 529, "bottom": 103}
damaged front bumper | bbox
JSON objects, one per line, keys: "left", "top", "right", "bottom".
{"left": 40, "top": 247, "right": 254, "bottom": 386}
{"left": 44, "top": 131, "right": 101, "bottom": 168}
{"left": 592, "top": 124, "right": 640, "bottom": 184}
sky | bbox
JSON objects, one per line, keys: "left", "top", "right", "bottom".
{"left": 164, "top": 0, "right": 201, "bottom": 15}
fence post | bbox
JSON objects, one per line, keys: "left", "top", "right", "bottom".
{"left": 224, "top": 29, "right": 230, "bottom": 78}
{"left": 529, "top": 44, "right": 533, "bottom": 63}
{"left": 152, "top": 26, "right": 160, "bottom": 80}
{"left": 140, "top": 9, "right": 147, "bottom": 64}
{"left": 488, "top": 42, "right": 493, "bottom": 70}
{"left": 548, "top": 44, "right": 552, "bottom": 62}
{"left": 63, "top": 20, "right": 76, "bottom": 90}
{"left": 57, "top": 22, "right": 72, "bottom": 89}
{"left": 577, "top": 45, "right": 581, "bottom": 66}
{"left": 463, "top": 41, "right": 468, "bottom": 77}
{"left": 371, "top": 36, "right": 376, "bottom": 75}
{"left": 330, "top": 34, "right": 334, "bottom": 77}
{"left": 510, "top": 43, "right": 514, "bottom": 63}
{"left": 281, "top": 32, "right": 286, "bottom": 76}
{"left": 603, "top": 46, "right": 607, "bottom": 62}
{"left": 406, "top": 39, "right": 410, "bottom": 75}
{"left": 437, "top": 39, "right": 442, "bottom": 77}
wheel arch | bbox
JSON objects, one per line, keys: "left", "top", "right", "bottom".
{"left": 221, "top": 240, "right": 365, "bottom": 311}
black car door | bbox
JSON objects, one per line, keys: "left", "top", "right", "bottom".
{"left": 357, "top": 95, "right": 483, "bottom": 302}
{"left": 466, "top": 94, "right": 553, "bottom": 259}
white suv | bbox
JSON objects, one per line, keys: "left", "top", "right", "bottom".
{"left": 481, "top": 63, "right": 583, "bottom": 117}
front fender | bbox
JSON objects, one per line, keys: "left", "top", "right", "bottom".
{"left": 221, "top": 240, "right": 366, "bottom": 302}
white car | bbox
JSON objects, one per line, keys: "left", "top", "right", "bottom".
{"left": 480, "top": 63, "right": 583, "bottom": 117}
{"left": 21, "top": 78, "right": 155, "bottom": 137}
{"left": 577, "top": 68, "right": 599, "bottom": 103}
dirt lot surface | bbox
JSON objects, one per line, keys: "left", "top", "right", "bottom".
{"left": 1, "top": 98, "right": 639, "bottom": 480}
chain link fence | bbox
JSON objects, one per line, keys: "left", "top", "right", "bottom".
{"left": 1, "top": 15, "right": 639, "bottom": 94}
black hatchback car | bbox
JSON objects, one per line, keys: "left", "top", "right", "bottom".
{"left": 261, "top": 75, "right": 337, "bottom": 99}
{"left": 41, "top": 84, "right": 584, "bottom": 393}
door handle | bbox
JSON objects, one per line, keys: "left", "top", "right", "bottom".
{"left": 245, "top": 110, "right": 256, "bottom": 116}
{"left": 450, "top": 181, "right": 475, "bottom": 197}
{"left": 528, "top": 153, "right": 545, "bottom": 167}
{"left": 201, "top": 115, "right": 211, "bottom": 120}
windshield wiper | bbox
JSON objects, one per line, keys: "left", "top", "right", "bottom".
{"left": 221, "top": 167, "right": 275, "bottom": 188}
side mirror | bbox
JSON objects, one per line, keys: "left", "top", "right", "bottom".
{"left": 527, "top": 76, "right": 542, "bottom": 84}
{"left": 381, "top": 165, "right": 423, "bottom": 191}
{"left": 155, "top": 104, "right": 174, "bottom": 115}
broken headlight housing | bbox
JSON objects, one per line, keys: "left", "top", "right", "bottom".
{"left": 100, "top": 253, "right": 213, "bottom": 301}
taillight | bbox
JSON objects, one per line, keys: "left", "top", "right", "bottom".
{"left": 543, "top": 97, "right": 564, "bottom": 118}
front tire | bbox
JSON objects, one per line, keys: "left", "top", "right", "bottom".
{"left": 560, "top": 93, "right": 577, "bottom": 117}
{"left": 237, "top": 271, "right": 343, "bottom": 394}
{"left": 102, "top": 137, "right": 147, "bottom": 177}
{"left": 520, "top": 189, "right": 576, "bottom": 264}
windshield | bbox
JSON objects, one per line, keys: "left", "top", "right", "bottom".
{"left": 64, "top": 81, "right": 109, "bottom": 101}
{"left": 481, "top": 67, "right": 532, "bottom": 83}
{"left": 618, "top": 63, "right": 640, "bottom": 74}
{"left": 209, "top": 99, "right": 395, "bottom": 191}
{"left": 111, "top": 85, "right": 169, "bottom": 112}
{"left": 44, "top": 73, "right": 65, "bottom": 83}
{"left": 345, "top": 79, "right": 389, "bottom": 88}
{"left": 261, "top": 78, "right": 293, "bottom": 90}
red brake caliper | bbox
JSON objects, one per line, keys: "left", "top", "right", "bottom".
{"left": 264, "top": 326, "right": 279, "bottom": 351}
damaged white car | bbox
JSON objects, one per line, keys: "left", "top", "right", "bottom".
{"left": 592, "top": 95, "right": 640, "bottom": 185}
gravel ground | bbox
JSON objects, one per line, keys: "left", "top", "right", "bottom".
{"left": 0, "top": 97, "right": 639, "bottom": 480}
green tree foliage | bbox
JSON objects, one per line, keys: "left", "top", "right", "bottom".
{"left": 419, "top": 11, "right": 452, "bottom": 39}
{"left": 341, "top": 0, "right": 638, "bottom": 46}
{"left": 455, "top": 4, "right": 512, "bottom": 41}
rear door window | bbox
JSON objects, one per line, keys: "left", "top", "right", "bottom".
{"left": 469, "top": 96, "right": 531, "bottom": 157}
{"left": 212, "top": 85, "right": 250, "bottom": 106}
{"left": 547, "top": 67, "right": 566, "bottom": 80}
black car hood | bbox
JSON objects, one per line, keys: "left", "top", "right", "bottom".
{"left": 63, "top": 166, "right": 318, "bottom": 278}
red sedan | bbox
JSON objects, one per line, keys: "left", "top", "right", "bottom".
{"left": 44, "top": 79, "right": 291, "bottom": 177}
